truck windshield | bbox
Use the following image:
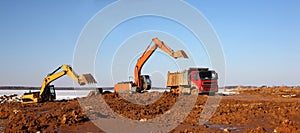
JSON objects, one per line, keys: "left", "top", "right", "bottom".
{"left": 199, "top": 71, "right": 218, "bottom": 80}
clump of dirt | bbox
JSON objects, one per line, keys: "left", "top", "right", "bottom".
{"left": 0, "top": 102, "right": 22, "bottom": 119}
{"left": 0, "top": 112, "right": 10, "bottom": 119}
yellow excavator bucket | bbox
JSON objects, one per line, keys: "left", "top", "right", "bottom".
{"left": 79, "top": 74, "right": 97, "bottom": 85}
{"left": 173, "top": 50, "right": 189, "bottom": 59}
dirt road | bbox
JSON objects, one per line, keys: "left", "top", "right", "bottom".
{"left": 0, "top": 87, "right": 299, "bottom": 132}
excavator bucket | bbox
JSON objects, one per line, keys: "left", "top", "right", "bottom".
{"left": 173, "top": 50, "right": 189, "bottom": 59}
{"left": 79, "top": 74, "right": 97, "bottom": 85}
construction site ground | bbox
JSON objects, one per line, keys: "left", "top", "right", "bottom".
{"left": 0, "top": 87, "right": 299, "bottom": 133}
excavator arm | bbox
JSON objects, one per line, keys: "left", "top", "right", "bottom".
{"left": 134, "top": 38, "right": 188, "bottom": 89}
{"left": 152, "top": 38, "right": 189, "bottom": 59}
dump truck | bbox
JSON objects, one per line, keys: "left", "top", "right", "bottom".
{"left": 114, "top": 38, "right": 188, "bottom": 92}
{"left": 167, "top": 68, "right": 218, "bottom": 95}
{"left": 21, "top": 64, "right": 97, "bottom": 103}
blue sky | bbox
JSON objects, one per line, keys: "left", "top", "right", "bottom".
{"left": 0, "top": 0, "right": 299, "bottom": 87}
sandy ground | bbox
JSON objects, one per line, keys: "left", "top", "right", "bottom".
{"left": 0, "top": 87, "right": 299, "bottom": 133}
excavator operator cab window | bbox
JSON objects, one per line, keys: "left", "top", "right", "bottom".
{"left": 145, "top": 76, "right": 151, "bottom": 85}
{"left": 49, "top": 85, "right": 55, "bottom": 95}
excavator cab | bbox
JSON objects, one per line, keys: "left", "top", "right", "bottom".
{"left": 42, "top": 85, "right": 56, "bottom": 102}
{"left": 115, "top": 75, "right": 151, "bottom": 93}
{"left": 141, "top": 75, "right": 151, "bottom": 90}
{"left": 49, "top": 85, "right": 56, "bottom": 101}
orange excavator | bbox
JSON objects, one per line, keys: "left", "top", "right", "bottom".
{"left": 114, "top": 38, "right": 188, "bottom": 92}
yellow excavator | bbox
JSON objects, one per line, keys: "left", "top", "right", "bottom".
{"left": 21, "top": 64, "right": 97, "bottom": 103}
{"left": 114, "top": 38, "right": 188, "bottom": 92}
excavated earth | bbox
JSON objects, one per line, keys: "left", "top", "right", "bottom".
{"left": 0, "top": 87, "right": 299, "bottom": 133}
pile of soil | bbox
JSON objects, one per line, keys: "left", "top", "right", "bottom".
{"left": 99, "top": 91, "right": 178, "bottom": 120}
{"left": 1, "top": 100, "right": 96, "bottom": 132}
{"left": 0, "top": 87, "right": 299, "bottom": 132}
{"left": 0, "top": 94, "right": 20, "bottom": 103}
{"left": 237, "top": 86, "right": 300, "bottom": 97}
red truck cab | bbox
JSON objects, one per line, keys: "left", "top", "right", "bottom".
{"left": 167, "top": 68, "right": 218, "bottom": 95}
{"left": 189, "top": 68, "right": 218, "bottom": 94}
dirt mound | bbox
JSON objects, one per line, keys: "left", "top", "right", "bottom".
{"left": 2, "top": 100, "right": 93, "bottom": 132}
{"left": 0, "top": 87, "right": 300, "bottom": 132}
{"left": 0, "top": 94, "right": 21, "bottom": 103}
{"left": 102, "top": 92, "right": 178, "bottom": 120}
{"left": 236, "top": 86, "right": 300, "bottom": 98}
